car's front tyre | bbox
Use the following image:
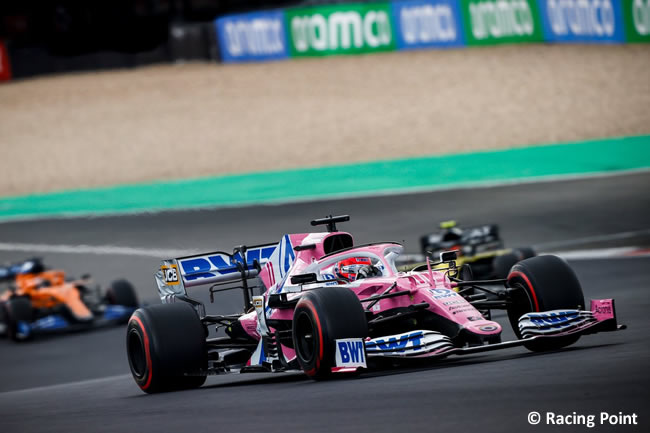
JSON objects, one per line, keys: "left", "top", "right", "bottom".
{"left": 292, "top": 286, "right": 368, "bottom": 380}
{"left": 506, "top": 255, "right": 585, "bottom": 352}
{"left": 106, "top": 279, "right": 139, "bottom": 308}
{"left": 4, "top": 297, "right": 33, "bottom": 342}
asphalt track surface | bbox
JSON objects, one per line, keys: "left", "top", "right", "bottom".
{"left": 0, "top": 172, "right": 649, "bottom": 433}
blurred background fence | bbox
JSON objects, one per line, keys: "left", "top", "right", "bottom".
{"left": 1, "top": 0, "right": 648, "bottom": 80}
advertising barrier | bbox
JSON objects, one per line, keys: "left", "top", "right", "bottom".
{"left": 392, "top": 0, "right": 466, "bottom": 49}
{"left": 286, "top": 3, "right": 396, "bottom": 57}
{"left": 0, "top": 41, "right": 11, "bottom": 82}
{"left": 623, "top": 0, "right": 650, "bottom": 41}
{"left": 460, "top": 0, "right": 544, "bottom": 45}
{"left": 538, "top": 0, "right": 625, "bottom": 43}
{"left": 215, "top": 1, "right": 648, "bottom": 63}
{"left": 216, "top": 10, "right": 289, "bottom": 62}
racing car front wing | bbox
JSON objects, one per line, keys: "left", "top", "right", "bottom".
{"left": 353, "top": 299, "right": 624, "bottom": 362}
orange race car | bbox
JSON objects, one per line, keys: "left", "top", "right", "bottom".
{"left": 0, "top": 258, "right": 139, "bottom": 342}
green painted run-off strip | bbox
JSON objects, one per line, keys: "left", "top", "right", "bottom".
{"left": 1, "top": 135, "right": 649, "bottom": 221}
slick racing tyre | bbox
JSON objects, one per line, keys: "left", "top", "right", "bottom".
{"left": 513, "top": 247, "right": 536, "bottom": 261}
{"left": 106, "top": 279, "right": 139, "bottom": 308}
{"left": 126, "top": 303, "right": 207, "bottom": 393}
{"left": 458, "top": 263, "right": 474, "bottom": 281}
{"left": 506, "top": 255, "right": 585, "bottom": 352}
{"left": 0, "top": 303, "right": 7, "bottom": 337}
{"left": 494, "top": 247, "right": 536, "bottom": 279}
{"left": 457, "top": 264, "right": 476, "bottom": 297}
{"left": 4, "top": 297, "right": 33, "bottom": 342}
{"left": 493, "top": 252, "right": 520, "bottom": 280}
{"left": 292, "top": 286, "right": 368, "bottom": 380}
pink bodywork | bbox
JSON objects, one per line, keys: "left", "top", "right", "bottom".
{"left": 591, "top": 299, "right": 616, "bottom": 322}
{"left": 239, "top": 231, "right": 502, "bottom": 361}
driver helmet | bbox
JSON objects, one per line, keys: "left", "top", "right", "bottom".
{"left": 440, "top": 220, "right": 463, "bottom": 242}
{"left": 335, "top": 257, "right": 372, "bottom": 281}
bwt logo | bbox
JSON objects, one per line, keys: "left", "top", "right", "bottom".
{"left": 180, "top": 247, "right": 275, "bottom": 280}
{"left": 530, "top": 312, "right": 578, "bottom": 324}
{"left": 429, "top": 288, "right": 456, "bottom": 299}
{"left": 634, "top": 0, "right": 650, "bottom": 35}
{"left": 291, "top": 11, "right": 392, "bottom": 52}
{"left": 338, "top": 340, "right": 365, "bottom": 363}
{"left": 469, "top": 0, "right": 535, "bottom": 39}
{"left": 373, "top": 332, "right": 423, "bottom": 351}
{"left": 546, "top": 0, "right": 616, "bottom": 37}
{"left": 400, "top": 4, "right": 458, "bottom": 43}
{"left": 224, "top": 18, "right": 285, "bottom": 57}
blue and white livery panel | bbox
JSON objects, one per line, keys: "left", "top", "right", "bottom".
{"left": 156, "top": 244, "right": 277, "bottom": 302}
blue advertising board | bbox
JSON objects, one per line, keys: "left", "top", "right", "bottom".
{"left": 392, "top": 0, "right": 465, "bottom": 50}
{"left": 538, "top": 0, "right": 625, "bottom": 43}
{"left": 216, "top": 10, "right": 289, "bottom": 62}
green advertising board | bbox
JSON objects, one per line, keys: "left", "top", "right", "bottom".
{"left": 286, "top": 3, "right": 396, "bottom": 57}
{"left": 460, "top": 0, "right": 544, "bottom": 45}
{"left": 623, "top": 0, "right": 650, "bottom": 42}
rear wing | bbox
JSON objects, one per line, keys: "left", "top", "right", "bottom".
{"left": 421, "top": 224, "right": 501, "bottom": 252}
{"left": 461, "top": 224, "right": 500, "bottom": 245}
{"left": 155, "top": 244, "right": 277, "bottom": 304}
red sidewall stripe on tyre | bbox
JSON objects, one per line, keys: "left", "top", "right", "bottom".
{"left": 130, "top": 316, "right": 153, "bottom": 390}
{"left": 299, "top": 299, "right": 323, "bottom": 376}
{"left": 509, "top": 271, "right": 540, "bottom": 312}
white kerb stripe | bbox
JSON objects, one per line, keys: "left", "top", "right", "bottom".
{"left": 0, "top": 242, "right": 198, "bottom": 258}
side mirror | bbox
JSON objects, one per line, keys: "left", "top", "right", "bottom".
{"left": 290, "top": 273, "right": 318, "bottom": 285}
{"left": 439, "top": 250, "right": 458, "bottom": 262}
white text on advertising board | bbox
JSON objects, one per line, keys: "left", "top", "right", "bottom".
{"left": 469, "top": 0, "right": 535, "bottom": 39}
{"left": 634, "top": 0, "right": 650, "bottom": 35}
{"left": 546, "top": 0, "right": 616, "bottom": 37}
{"left": 400, "top": 4, "right": 457, "bottom": 43}
{"left": 291, "top": 11, "right": 392, "bottom": 52}
{"left": 225, "top": 18, "right": 284, "bottom": 57}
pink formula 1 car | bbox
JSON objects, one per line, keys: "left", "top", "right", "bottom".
{"left": 126, "top": 215, "right": 625, "bottom": 393}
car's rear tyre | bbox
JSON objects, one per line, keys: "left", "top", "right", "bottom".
{"left": 493, "top": 252, "right": 520, "bottom": 279}
{"left": 458, "top": 263, "right": 473, "bottom": 281}
{"left": 292, "top": 286, "right": 368, "bottom": 380}
{"left": 506, "top": 255, "right": 585, "bottom": 352}
{"left": 106, "top": 279, "right": 139, "bottom": 307}
{"left": 4, "top": 297, "right": 33, "bottom": 342}
{"left": 126, "top": 303, "right": 207, "bottom": 393}
{"left": 493, "top": 247, "right": 536, "bottom": 279}
{"left": 0, "top": 303, "right": 7, "bottom": 337}
{"left": 513, "top": 247, "right": 536, "bottom": 260}
{"left": 457, "top": 264, "right": 476, "bottom": 297}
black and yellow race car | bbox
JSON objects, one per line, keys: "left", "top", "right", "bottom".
{"left": 417, "top": 221, "right": 536, "bottom": 280}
